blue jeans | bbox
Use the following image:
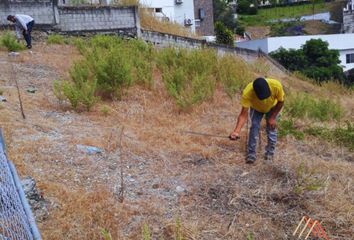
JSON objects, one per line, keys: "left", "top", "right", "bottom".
{"left": 23, "top": 20, "right": 34, "bottom": 47}
{"left": 248, "top": 108, "right": 278, "bottom": 160}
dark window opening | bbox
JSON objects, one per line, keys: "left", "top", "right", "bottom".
{"left": 346, "top": 53, "right": 354, "bottom": 64}
{"left": 155, "top": 8, "right": 163, "bottom": 13}
{"left": 199, "top": 8, "right": 205, "bottom": 20}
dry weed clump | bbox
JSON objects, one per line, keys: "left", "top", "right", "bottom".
{"left": 139, "top": 8, "right": 196, "bottom": 38}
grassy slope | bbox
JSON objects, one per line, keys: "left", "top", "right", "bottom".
{"left": 0, "top": 41, "right": 353, "bottom": 239}
{"left": 240, "top": 2, "right": 329, "bottom": 26}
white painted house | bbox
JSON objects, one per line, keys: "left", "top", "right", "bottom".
{"left": 140, "top": 0, "right": 196, "bottom": 32}
{"left": 237, "top": 34, "right": 354, "bottom": 72}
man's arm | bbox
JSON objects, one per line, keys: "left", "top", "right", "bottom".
{"left": 14, "top": 25, "right": 22, "bottom": 40}
{"left": 267, "top": 101, "right": 284, "bottom": 129}
{"left": 230, "top": 107, "right": 249, "bottom": 139}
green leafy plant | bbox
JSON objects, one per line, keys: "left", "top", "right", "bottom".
{"left": 294, "top": 162, "right": 323, "bottom": 195}
{"left": 47, "top": 34, "right": 65, "bottom": 45}
{"left": 215, "top": 22, "right": 234, "bottom": 46}
{"left": 0, "top": 31, "right": 26, "bottom": 52}
{"left": 278, "top": 119, "right": 304, "bottom": 140}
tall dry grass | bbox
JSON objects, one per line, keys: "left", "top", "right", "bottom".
{"left": 139, "top": 8, "right": 197, "bottom": 38}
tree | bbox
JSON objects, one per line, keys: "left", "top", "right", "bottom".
{"left": 270, "top": 39, "right": 345, "bottom": 83}
{"left": 213, "top": 0, "right": 237, "bottom": 31}
{"left": 215, "top": 22, "right": 234, "bottom": 46}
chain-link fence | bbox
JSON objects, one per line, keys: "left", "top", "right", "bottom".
{"left": 0, "top": 129, "right": 41, "bottom": 240}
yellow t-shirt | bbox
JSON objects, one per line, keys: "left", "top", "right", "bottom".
{"left": 241, "top": 78, "right": 285, "bottom": 113}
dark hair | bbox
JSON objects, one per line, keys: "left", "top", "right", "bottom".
{"left": 7, "top": 15, "right": 14, "bottom": 21}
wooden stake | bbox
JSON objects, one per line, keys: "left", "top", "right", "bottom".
{"left": 10, "top": 55, "right": 26, "bottom": 119}
{"left": 305, "top": 220, "right": 317, "bottom": 240}
{"left": 293, "top": 216, "right": 305, "bottom": 236}
{"left": 298, "top": 217, "right": 311, "bottom": 239}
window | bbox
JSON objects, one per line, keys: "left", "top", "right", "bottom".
{"left": 346, "top": 53, "right": 354, "bottom": 64}
{"left": 155, "top": 8, "right": 162, "bottom": 13}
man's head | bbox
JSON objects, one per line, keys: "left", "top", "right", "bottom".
{"left": 7, "top": 15, "right": 15, "bottom": 23}
{"left": 253, "top": 77, "right": 271, "bottom": 100}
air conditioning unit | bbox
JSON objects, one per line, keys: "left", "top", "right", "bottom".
{"left": 175, "top": 0, "right": 183, "bottom": 4}
{"left": 184, "top": 18, "right": 193, "bottom": 26}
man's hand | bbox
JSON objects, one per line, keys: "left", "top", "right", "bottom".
{"left": 267, "top": 117, "right": 277, "bottom": 130}
{"left": 229, "top": 131, "right": 240, "bottom": 140}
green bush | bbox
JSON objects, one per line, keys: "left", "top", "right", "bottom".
{"left": 285, "top": 93, "right": 342, "bottom": 121}
{"left": 54, "top": 35, "right": 156, "bottom": 110}
{"left": 53, "top": 64, "right": 99, "bottom": 111}
{"left": 157, "top": 48, "right": 217, "bottom": 110}
{"left": 128, "top": 40, "right": 154, "bottom": 88}
{"left": 215, "top": 22, "right": 234, "bottom": 46}
{"left": 0, "top": 31, "right": 26, "bottom": 52}
{"left": 47, "top": 34, "right": 65, "bottom": 45}
{"left": 278, "top": 119, "right": 304, "bottom": 140}
{"left": 217, "top": 54, "right": 251, "bottom": 98}
{"left": 306, "top": 122, "right": 354, "bottom": 151}
{"left": 294, "top": 162, "right": 323, "bottom": 195}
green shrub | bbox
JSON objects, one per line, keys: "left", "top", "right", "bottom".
{"left": 215, "top": 22, "right": 234, "bottom": 46}
{"left": 53, "top": 64, "right": 99, "bottom": 111}
{"left": 0, "top": 31, "right": 26, "bottom": 52}
{"left": 278, "top": 119, "right": 304, "bottom": 140}
{"left": 217, "top": 54, "right": 251, "bottom": 98}
{"left": 285, "top": 93, "right": 342, "bottom": 121}
{"left": 87, "top": 47, "right": 132, "bottom": 99}
{"left": 294, "top": 162, "right": 323, "bottom": 195}
{"left": 47, "top": 34, "right": 65, "bottom": 45}
{"left": 158, "top": 48, "right": 217, "bottom": 110}
{"left": 305, "top": 122, "right": 354, "bottom": 151}
{"left": 128, "top": 40, "right": 154, "bottom": 88}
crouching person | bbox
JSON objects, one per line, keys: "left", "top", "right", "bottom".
{"left": 7, "top": 14, "right": 35, "bottom": 49}
{"left": 230, "top": 77, "right": 285, "bottom": 164}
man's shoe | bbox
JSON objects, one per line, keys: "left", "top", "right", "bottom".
{"left": 26, "top": 45, "right": 32, "bottom": 49}
{"left": 246, "top": 156, "right": 256, "bottom": 164}
{"left": 264, "top": 154, "right": 274, "bottom": 162}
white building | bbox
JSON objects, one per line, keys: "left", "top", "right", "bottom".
{"left": 344, "top": 0, "right": 354, "bottom": 12}
{"left": 140, "top": 0, "right": 196, "bottom": 32}
{"left": 236, "top": 34, "right": 354, "bottom": 72}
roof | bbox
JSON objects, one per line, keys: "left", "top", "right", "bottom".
{"left": 266, "top": 33, "right": 354, "bottom": 51}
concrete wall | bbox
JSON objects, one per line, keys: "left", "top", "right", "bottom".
{"left": 237, "top": 39, "right": 269, "bottom": 53}
{"left": 57, "top": 6, "right": 138, "bottom": 33}
{"left": 0, "top": 1, "right": 139, "bottom": 34}
{"left": 0, "top": 0, "right": 55, "bottom": 26}
{"left": 140, "top": 29, "right": 258, "bottom": 61}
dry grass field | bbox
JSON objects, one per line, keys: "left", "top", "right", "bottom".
{"left": 0, "top": 40, "right": 353, "bottom": 239}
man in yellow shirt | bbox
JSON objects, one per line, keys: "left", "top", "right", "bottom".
{"left": 230, "top": 77, "right": 285, "bottom": 164}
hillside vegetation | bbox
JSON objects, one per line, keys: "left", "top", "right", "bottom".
{"left": 0, "top": 34, "right": 353, "bottom": 239}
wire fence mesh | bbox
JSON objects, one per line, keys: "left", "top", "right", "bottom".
{"left": 0, "top": 130, "right": 39, "bottom": 240}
